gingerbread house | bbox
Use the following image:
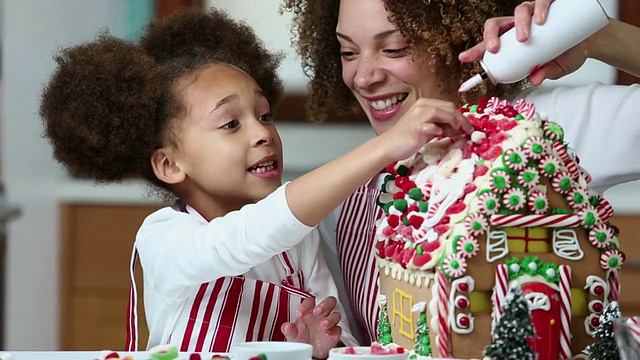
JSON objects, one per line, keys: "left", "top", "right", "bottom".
{"left": 374, "top": 97, "right": 624, "bottom": 360}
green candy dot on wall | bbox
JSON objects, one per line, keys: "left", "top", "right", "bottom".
{"left": 394, "top": 199, "right": 408, "bottom": 212}
{"left": 573, "top": 192, "right": 585, "bottom": 204}
{"left": 559, "top": 178, "right": 572, "bottom": 191}
{"left": 509, "top": 196, "right": 521, "bottom": 207}
{"left": 584, "top": 212, "right": 596, "bottom": 226}
{"left": 534, "top": 199, "right": 547, "bottom": 210}
{"left": 451, "top": 260, "right": 460, "bottom": 269}
{"left": 472, "top": 221, "right": 483, "bottom": 231}
{"left": 523, "top": 172, "right": 536, "bottom": 183}
{"left": 493, "top": 177, "right": 507, "bottom": 189}
{"left": 532, "top": 143, "right": 543, "bottom": 155}
{"left": 509, "top": 152, "right": 523, "bottom": 164}
{"left": 486, "top": 199, "right": 497, "bottom": 210}
{"left": 596, "top": 232, "right": 607, "bottom": 243}
{"left": 544, "top": 163, "right": 557, "bottom": 174}
{"left": 464, "top": 243, "right": 475, "bottom": 253}
{"left": 608, "top": 257, "right": 619, "bottom": 268}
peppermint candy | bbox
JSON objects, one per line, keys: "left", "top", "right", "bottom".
{"left": 478, "top": 192, "right": 501, "bottom": 215}
{"left": 580, "top": 205, "right": 600, "bottom": 229}
{"left": 503, "top": 147, "right": 528, "bottom": 171}
{"left": 503, "top": 188, "right": 526, "bottom": 211}
{"left": 589, "top": 224, "right": 613, "bottom": 249}
{"left": 600, "top": 249, "right": 625, "bottom": 271}
{"left": 552, "top": 171, "right": 573, "bottom": 194}
{"left": 490, "top": 170, "right": 511, "bottom": 193}
{"left": 523, "top": 136, "right": 546, "bottom": 159}
{"left": 543, "top": 121, "right": 565, "bottom": 142}
{"left": 528, "top": 190, "right": 549, "bottom": 214}
{"left": 518, "top": 166, "right": 540, "bottom": 188}
{"left": 568, "top": 187, "right": 589, "bottom": 210}
{"left": 465, "top": 213, "right": 488, "bottom": 236}
{"left": 442, "top": 253, "right": 468, "bottom": 278}
{"left": 539, "top": 156, "right": 560, "bottom": 177}
{"left": 456, "top": 236, "right": 480, "bottom": 258}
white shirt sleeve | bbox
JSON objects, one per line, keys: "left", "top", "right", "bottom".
{"left": 136, "top": 183, "right": 314, "bottom": 300}
{"left": 297, "top": 228, "right": 360, "bottom": 346}
{"left": 519, "top": 83, "right": 640, "bottom": 194}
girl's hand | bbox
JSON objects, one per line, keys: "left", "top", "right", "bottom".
{"left": 281, "top": 297, "right": 342, "bottom": 359}
{"left": 379, "top": 99, "right": 472, "bottom": 164}
{"left": 459, "top": 1, "right": 594, "bottom": 86}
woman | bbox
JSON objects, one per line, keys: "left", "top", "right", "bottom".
{"left": 282, "top": 0, "right": 640, "bottom": 345}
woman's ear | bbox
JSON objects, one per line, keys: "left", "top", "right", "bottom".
{"left": 151, "top": 148, "right": 185, "bottom": 185}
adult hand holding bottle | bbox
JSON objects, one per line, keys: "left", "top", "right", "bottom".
{"left": 459, "top": 0, "right": 640, "bottom": 86}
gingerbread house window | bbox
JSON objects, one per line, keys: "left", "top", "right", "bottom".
{"left": 391, "top": 288, "right": 415, "bottom": 339}
{"left": 505, "top": 227, "right": 552, "bottom": 253}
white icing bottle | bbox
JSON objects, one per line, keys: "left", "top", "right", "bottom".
{"left": 458, "top": 0, "right": 609, "bottom": 93}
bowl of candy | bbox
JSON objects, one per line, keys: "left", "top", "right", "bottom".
{"left": 328, "top": 343, "right": 408, "bottom": 360}
{"left": 230, "top": 341, "right": 312, "bottom": 360}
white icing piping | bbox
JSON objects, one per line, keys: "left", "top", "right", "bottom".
{"left": 553, "top": 228, "right": 584, "bottom": 260}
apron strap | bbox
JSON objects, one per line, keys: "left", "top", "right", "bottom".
{"left": 125, "top": 248, "right": 139, "bottom": 351}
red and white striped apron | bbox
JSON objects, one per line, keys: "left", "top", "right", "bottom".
{"left": 125, "top": 247, "right": 312, "bottom": 352}
{"left": 336, "top": 179, "right": 383, "bottom": 344}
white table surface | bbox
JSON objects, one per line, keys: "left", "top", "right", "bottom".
{"left": 0, "top": 352, "right": 223, "bottom": 360}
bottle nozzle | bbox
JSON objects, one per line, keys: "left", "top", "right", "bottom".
{"left": 458, "top": 72, "right": 488, "bottom": 94}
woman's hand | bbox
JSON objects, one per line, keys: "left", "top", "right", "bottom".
{"left": 281, "top": 297, "right": 342, "bottom": 359}
{"left": 378, "top": 98, "right": 472, "bottom": 164}
{"left": 459, "top": 0, "right": 594, "bottom": 86}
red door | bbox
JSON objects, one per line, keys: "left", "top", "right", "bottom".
{"left": 522, "top": 282, "right": 560, "bottom": 360}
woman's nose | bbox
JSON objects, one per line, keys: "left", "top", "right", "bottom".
{"left": 354, "top": 56, "right": 384, "bottom": 90}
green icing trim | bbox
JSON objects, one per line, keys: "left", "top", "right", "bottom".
{"left": 505, "top": 256, "right": 560, "bottom": 283}
{"left": 470, "top": 104, "right": 479, "bottom": 113}
{"left": 452, "top": 235, "right": 463, "bottom": 253}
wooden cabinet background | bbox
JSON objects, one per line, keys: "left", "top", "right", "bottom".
{"left": 60, "top": 203, "right": 161, "bottom": 350}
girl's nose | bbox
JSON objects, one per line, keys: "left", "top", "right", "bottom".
{"left": 354, "top": 56, "right": 385, "bottom": 90}
{"left": 252, "top": 120, "right": 275, "bottom": 146}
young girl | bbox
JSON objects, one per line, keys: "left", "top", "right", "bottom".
{"left": 39, "top": 7, "right": 471, "bottom": 358}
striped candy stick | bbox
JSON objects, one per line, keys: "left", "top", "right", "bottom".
{"left": 558, "top": 265, "right": 572, "bottom": 359}
{"left": 436, "top": 270, "right": 451, "bottom": 357}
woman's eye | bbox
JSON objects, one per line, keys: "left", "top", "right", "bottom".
{"left": 259, "top": 113, "right": 273, "bottom": 122}
{"left": 340, "top": 51, "right": 357, "bottom": 60}
{"left": 221, "top": 120, "right": 240, "bottom": 129}
{"left": 384, "top": 47, "right": 408, "bottom": 56}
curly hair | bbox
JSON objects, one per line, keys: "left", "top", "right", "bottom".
{"left": 282, "top": 0, "right": 528, "bottom": 123}
{"left": 40, "top": 8, "right": 283, "bottom": 194}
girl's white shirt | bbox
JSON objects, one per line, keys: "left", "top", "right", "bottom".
{"left": 135, "top": 184, "right": 358, "bottom": 349}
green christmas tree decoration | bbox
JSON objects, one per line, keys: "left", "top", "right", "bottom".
{"left": 377, "top": 295, "right": 393, "bottom": 345}
{"left": 586, "top": 301, "right": 621, "bottom": 360}
{"left": 483, "top": 281, "right": 536, "bottom": 360}
{"left": 412, "top": 302, "right": 431, "bottom": 356}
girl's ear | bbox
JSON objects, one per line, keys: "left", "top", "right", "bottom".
{"left": 151, "top": 148, "right": 185, "bottom": 185}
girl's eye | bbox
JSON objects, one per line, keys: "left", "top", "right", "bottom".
{"left": 259, "top": 113, "right": 273, "bottom": 122}
{"left": 221, "top": 119, "right": 240, "bottom": 130}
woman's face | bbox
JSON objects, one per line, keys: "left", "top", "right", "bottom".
{"left": 337, "top": 0, "right": 454, "bottom": 135}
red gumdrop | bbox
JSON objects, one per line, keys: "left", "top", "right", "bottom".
{"left": 445, "top": 202, "right": 466, "bottom": 215}
{"left": 464, "top": 183, "right": 477, "bottom": 194}
{"left": 434, "top": 224, "right": 450, "bottom": 235}
{"left": 422, "top": 240, "right": 441, "bottom": 253}
{"left": 499, "top": 119, "right": 518, "bottom": 131}
{"left": 409, "top": 215, "right": 424, "bottom": 229}
{"left": 482, "top": 145, "right": 503, "bottom": 160}
{"left": 189, "top": 354, "right": 202, "bottom": 360}
{"left": 388, "top": 214, "right": 400, "bottom": 228}
{"left": 474, "top": 164, "right": 489, "bottom": 178}
{"left": 401, "top": 248, "right": 416, "bottom": 267}
{"left": 489, "top": 132, "right": 509, "bottom": 145}
{"left": 392, "top": 192, "right": 405, "bottom": 200}
{"left": 386, "top": 163, "right": 398, "bottom": 175}
{"left": 413, "top": 252, "right": 432, "bottom": 267}
{"left": 407, "top": 204, "right": 419, "bottom": 213}
{"left": 395, "top": 176, "right": 409, "bottom": 187}
{"left": 343, "top": 347, "right": 357, "bottom": 354}
{"left": 105, "top": 353, "right": 121, "bottom": 359}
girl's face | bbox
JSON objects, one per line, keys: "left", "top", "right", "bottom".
{"left": 337, "top": 0, "right": 453, "bottom": 135}
{"left": 172, "top": 63, "right": 283, "bottom": 218}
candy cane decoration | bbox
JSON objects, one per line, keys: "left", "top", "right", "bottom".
{"left": 608, "top": 270, "right": 620, "bottom": 303}
{"left": 559, "top": 265, "right": 572, "bottom": 359}
{"left": 491, "top": 264, "right": 509, "bottom": 330}
{"left": 490, "top": 214, "right": 582, "bottom": 228}
{"left": 436, "top": 270, "right": 451, "bottom": 357}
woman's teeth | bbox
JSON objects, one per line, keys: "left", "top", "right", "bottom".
{"left": 249, "top": 161, "right": 276, "bottom": 173}
{"left": 370, "top": 94, "right": 407, "bottom": 111}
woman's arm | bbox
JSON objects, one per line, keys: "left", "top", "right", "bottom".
{"left": 588, "top": 18, "right": 640, "bottom": 78}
